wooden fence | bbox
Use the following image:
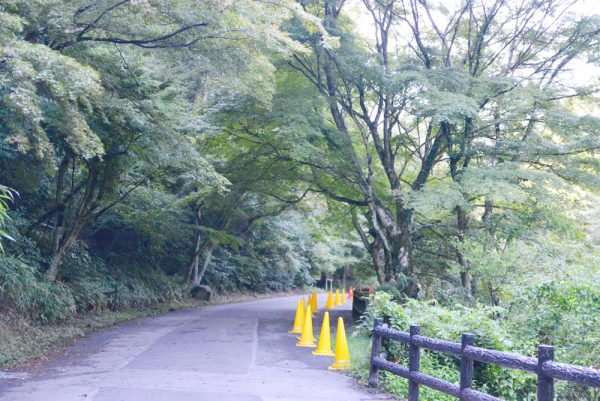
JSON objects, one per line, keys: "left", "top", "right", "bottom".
{"left": 368, "top": 318, "right": 600, "bottom": 401}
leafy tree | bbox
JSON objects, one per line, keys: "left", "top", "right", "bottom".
{"left": 0, "top": 0, "right": 320, "bottom": 280}
{"left": 286, "top": 0, "right": 600, "bottom": 298}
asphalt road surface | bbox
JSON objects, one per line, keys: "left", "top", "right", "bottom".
{"left": 0, "top": 294, "right": 393, "bottom": 401}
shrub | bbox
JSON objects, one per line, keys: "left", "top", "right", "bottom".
{"left": 357, "top": 292, "right": 534, "bottom": 400}
{"left": 509, "top": 280, "right": 600, "bottom": 400}
{"left": 0, "top": 256, "right": 75, "bottom": 322}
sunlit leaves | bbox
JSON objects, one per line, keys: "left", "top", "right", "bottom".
{"left": 0, "top": 40, "right": 103, "bottom": 161}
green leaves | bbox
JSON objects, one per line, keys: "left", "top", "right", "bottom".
{"left": 0, "top": 11, "right": 23, "bottom": 39}
{"left": 360, "top": 292, "right": 528, "bottom": 399}
{"left": 1, "top": 40, "right": 103, "bottom": 161}
{"left": 0, "top": 186, "right": 16, "bottom": 253}
{"left": 404, "top": 180, "right": 468, "bottom": 218}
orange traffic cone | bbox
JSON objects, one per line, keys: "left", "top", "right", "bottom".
{"left": 312, "top": 312, "right": 334, "bottom": 356}
{"left": 348, "top": 287, "right": 354, "bottom": 300}
{"left": 296, "top": 305, "right": 316, "bottom": 347}
{"left": 334, "top": 289, "right": 341, "bottom": 306}
{"left": 329, "top": 317, "right": 351, "bottom": 370}
{"left": 341, "top": 288, "right": 347, "bottom": 303}
{"left": 325, "top": 291, "right": 333, "bottom": 309}
{"left": 312, "top": 291, "right": 318, "bottom": 311}
{"left": 289, "top": 299, "right": 305, "bottom": 334}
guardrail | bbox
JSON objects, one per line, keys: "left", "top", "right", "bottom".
{"left": 368, "top": 318, "right": 600, "bottom": 401}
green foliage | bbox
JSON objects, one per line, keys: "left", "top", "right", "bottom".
{"left": 0, "top": 38, "right": 103, "bottom": 161}
{"left": 510, "top": 279, "right": 600, "bottom": 363}
{"left": 0, "top": 185, "right": 16, "bottom": 252}
{"left": 509, "top": 279, "right": 600, "bottom": 400}
{"left": 0, "top": 256, "right": 75, "bottom": 322}
{"left": 201, "top": 210, "right": 321, "bottom": 293}
{"left": 1, "top": 4, "right": 600, "bottom": 398}
{"left": 0, "top": 251, "right": 186, "bottom": 324}
{"left": 357, "top": 287, "right": 600, "bottom": 400}
{"left": 358, "top": 293, "right": 534, "bottom": 400}
{"left": 0, "top": 211, "right": 187, "bottom": 323}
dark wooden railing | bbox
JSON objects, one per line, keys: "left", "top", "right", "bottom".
{"left": 368, "top": 318, "right": 600, "bottom": 401}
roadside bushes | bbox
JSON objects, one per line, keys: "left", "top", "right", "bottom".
{"left": 0, "top": 235, "right": 188, "bottom": 367}
{"left": 356, "top": 292, "right": 532, "bottom": 400}
{"left": 508, "top": 280, "right": 600, "bottom": 400}
{"left": 0, "top": 206, "right": 316, "bottom": 330}
{"left": 0, "top": 256, "right": 75, "bottom": 322}
{"left": 0, "top": 252, "right": 186, "bottom": 324}
{"left": 64, "top": 262, "right": 187, "bottom": 313}
{"left": 353, "top": 287, "right": 600, "bottom": 401}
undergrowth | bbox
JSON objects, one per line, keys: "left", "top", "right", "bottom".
{"left": 349, "top": 291, "right": 600, "bottom": 401}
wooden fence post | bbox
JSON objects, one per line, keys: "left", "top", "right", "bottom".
{"left": 537, "top": 345, "right": 555, "bottom": 401}
{"left": 460, "top": 333, "right": 475, "bottom": 400}
{"left": 369, "top": 318, "right": 384, "bottom": 388}
{"left": 408, "top": 325, "right": 421, "bottom": 401}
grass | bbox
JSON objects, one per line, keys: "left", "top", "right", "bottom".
{"left": 347, "top": 332, "right": 374, "bottom": 381}
{"left": 0, "top": 304, "right": 176, "bottom": 368}
{"left": 347, "top": 331, "right": 459, "bottom": 401}
{"left": 346, "top": 329, "right": 411, "bottom": 400}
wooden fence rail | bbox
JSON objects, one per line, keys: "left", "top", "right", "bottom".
{"left": 368, "top": 318, "right": 600, "bottom": 401}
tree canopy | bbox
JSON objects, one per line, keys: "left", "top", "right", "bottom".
{"left": 1, "top": 1, "right": 599, "bottom": 397}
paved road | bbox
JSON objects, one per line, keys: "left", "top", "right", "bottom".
{"left": 0, "top": 294, "right": 392, "bottom": 401}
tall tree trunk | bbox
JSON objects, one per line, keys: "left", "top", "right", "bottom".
{"left": 187, "top": 206, "right": 202, "bottom": 282}
{"left": 397, "top": 208, "right": 415, "bottom": 277}
{"left": 195, "top": 246, "right": 213, "bottom": 286}
{"left": 371, "top": 239, "right": 385, "bottom": 284}
{"left": 46, "top": 156, "right": 96, "bottom": 281}
{"left": 394, "top": 212, "right": 420, "bottom": 297}
{"left": 447, "top": 116, "right": 474, "bottom": 299}
{"left": 482, "top": 198, "right": 494, "bottom": 236}
{"left": 351, "top": 210, "right": 385, "bottom": 283}
{"left": 46, "top": 219, "right": 86, "bottom": 281}
{"left": 383, "top": 246, "right": 394, "bottom": 284}
{"left": 50, "top": 154, "right": 70, "bottom": 267}
{"left": 456, "top": 207, "right": 472, "bottom": 298}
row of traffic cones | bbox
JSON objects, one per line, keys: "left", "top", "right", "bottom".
{"left": 324, "top": 287, "right": 353, "bottom": 309}
{"left": 289, "top": 290, "right": 353, "bottom": 370}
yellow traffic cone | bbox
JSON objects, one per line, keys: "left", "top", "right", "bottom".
{"left": 329, "top": 317, "right": 351, "bottom": 370}
{"left": 289, "top": 299, "right": 305, "bottom": 334}
{"left": 312, "top": 290, "right": 318, "bottom": 311}
{"left": 296, "top": 305, "right": 316, "bottom": 347}
{"left": 325, "top": 291, "right": 333, "bottom": 309}
{"left": 334, "top": 289, "right": 341, "bottom": 306}
{"left": 312, "top": 312, "right": 334, "bottom": 356}
{"left": 341, "top": 288, "right": 347, "bottom": 304}
{"left": 308, "top": 295, "right": 316, "bottom": 316}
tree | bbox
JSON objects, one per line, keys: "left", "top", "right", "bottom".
{"left": 286, "top": 0, "right": 600, "bottom": 297}
{"left": 0, "top": 0, "right": 320, "bottom": 280}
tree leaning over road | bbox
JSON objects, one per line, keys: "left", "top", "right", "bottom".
{"left": 0, "top": 0, "right": 325, "bottom": 281}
